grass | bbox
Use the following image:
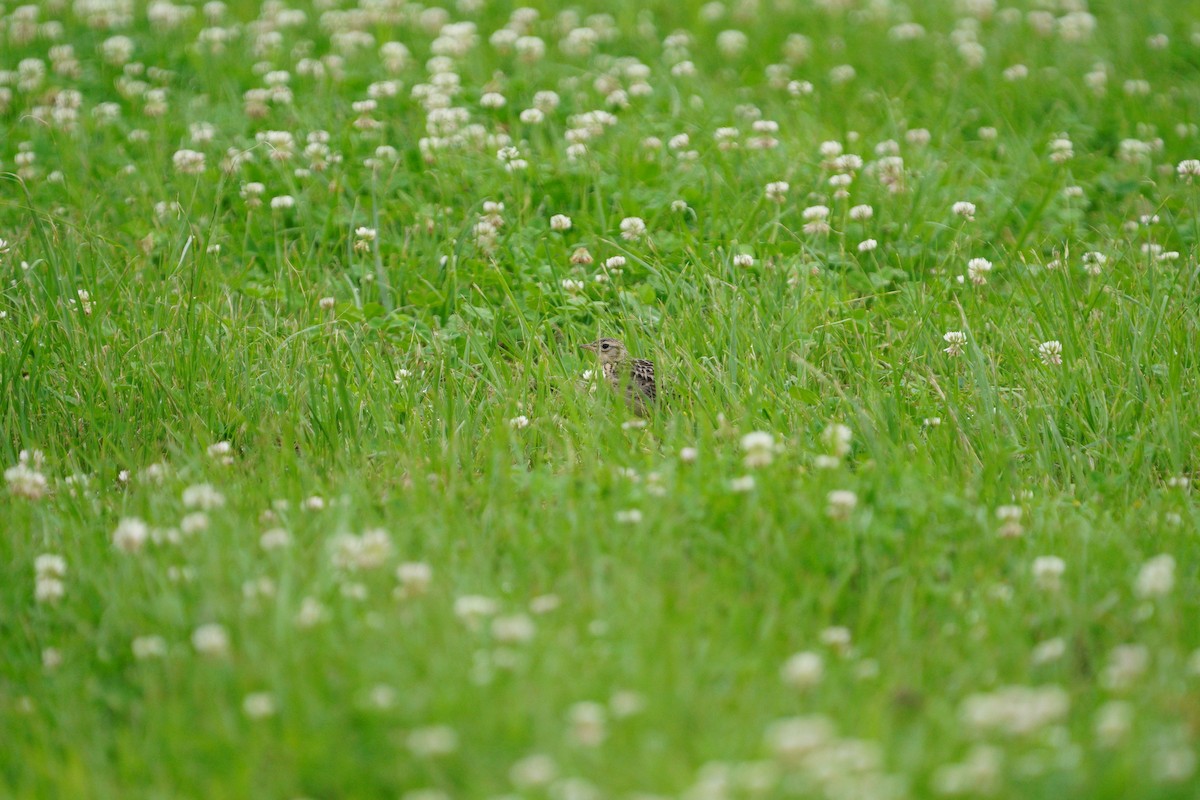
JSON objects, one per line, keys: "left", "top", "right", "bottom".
{"left": 2, "top": 0, "right": 1200, "bottom": 797}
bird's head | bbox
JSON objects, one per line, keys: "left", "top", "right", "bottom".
{"left": 582, "top": 337, "right": 627, "bottom": 365}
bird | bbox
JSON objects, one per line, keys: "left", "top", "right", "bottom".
{"left": 581, "top": 337, "right": 656, "bottom": 415}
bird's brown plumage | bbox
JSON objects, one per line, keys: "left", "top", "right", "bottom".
{"left": 582, "top": 337, "right": 656, "bottom": 415}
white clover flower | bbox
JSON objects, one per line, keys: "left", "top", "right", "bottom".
{"left": 801, "top": 205, "right": 831, "bottom": 235}
{"left": 102, "top": 35, "right": 136, "bottom": 65}
{"left": 172, "top": 149, "right": 206, "bottom": 174}
{"left": 330, "top": 529, "right": 393, "bottom": 572}
{"left": 1153, "top": 746, "right": 1197, "bottom": 784}
{"left": 6, "top": 461, "right": 49, "bottom": 499}
{"left": 967, "top": 257, "right": 992, "bottom": 286}
{"left": 242, "top": 692, "right": 276, "bottom": 719}
{"left": 906, "top": 128, "right": 932, "bottom": 147}
{"left": 296, "top": 596, "right": 328, "bottom": 628}
{"left": 353, "top": 226, "right": 376, "bottom": 253}
{"left": 260, "top": 528, "right": 292, "bottom": 550}
{"left": 932, "top": 745, "right": 1003, "bottom": 796}
{"left": 497, "top": 145, "right": 528, "bottom": 172}
{"left": 510, "top": 754, "right": 557, "bottom": 789}
{"left": 35, "top": 554, "right": 66, "bottom": 579}
{"left": 764, "top": 181, "right": 789, "bottom": 203}
{"left": 781, "top": 651, "right": 824, "bottom": 689}
{"left": 407, "top": 725, "right": 459, "bottom": 757}
{"left": 849, "top": 204, "right": 874, "bottom": 221}
{"left": 454, "top": 594, "right": 499, "bottom": 626}
{"left": 206, "top": 440, "right": 232, "bottom": 459}
{"left": 491, "top": 613, "right": 536, "bottom": 644}
{"left": 1123, "top": 79, "right": 1151, "bottom": 96}
{"left": 396, "top": 562, "right": 433, "bottom": 596}
{"left": 822, "top": 423, "right": 853, "bottom": 458}
{"left": 179, "top": 512, "right": 209, "bottom": 536}
{"left": 958, "top": 41, "right": 986, "bottom": 68}
{"left": 829, "top": 64, "right": 855, "bottom": 84}
{"left": 1032, "top": 556, "right": 1065, "bottom": 591}
{"left": 529, "top": 594, "right": 560, "bottom": 614}
{"left": 593, "top": 692, "right": 638, "bottom": 725}
{"left": 567, "top": 701, "right": 607, "bottom": 747}
{"left": 1003, "top": 64, "right": 1028, "bottom": 81}
{"left": 826, "top": 489, "right": 858, "bottom": 520}
{"left": 1082, "top": 251, "right": 1107, "bottom": 276}
{"left": 132, "top": 635, "right": 168, "bottom": 660}
{"left": 819, "top": 140, "right": 843, "bottom": 159}
{"left": 732, "top": 253, "right": 754, "bottom": 268}
{"left": 1058, "top": 11, "right": 1097, "bottom": 42}
{"left": 1049, "top": 135, "right": 1074, "bottom": 163}
{"left": 943, "top": 331, "right": 967, "bottom": 357}
{"left": 857, "top": 239, "right": 878, "bottom": 252}
{"left": 509, "top": 415, "right": 530, "bottom": 429}
{"left": 829, "top": 172, "right": 853, "bottom": 189}
{"left": 671, "top": 60, "right": 697, "bottom": 78}
{"left": 764, "top": 715, "right": 835, "bottom": 766}
{"left": 1177, "top": 159, "right": 1200, "bottom": 181}
{"left": 889, "top": 22, "right": 926, "bottom": 40}
{"left": 1094, "top": 701, "right": 1133, "bottom": 748}
{"left": 996, "top": 505, "right": 1023, "bottom": 537}
{"left": 112, "top": 517, "right": 150, "bottom": 553}
{"left": 550, "top": 214, "right": 572, "bottom": 231}
{"left": 1037, "top": 340, "right": 1063, "bottom": 366}
{"left": 952, "top": 201, "right": 976, "bottom": 220}
{"left": 479, "top": 91, "right": 506, "bottom": 109}
{"left": 716, "top": 29, "right": 748, "bottom": 58}
{"left": 740, "top": 431, "right": 776, "bottom": 468}
{"left": 36, "top": 577, "right": 65, "bottom": 604}
{"left": 615, "top": 509, "right": 643, "bottom": 524}
{"left": 191, "top": 623, "right": 230, "bottom": 657}
{"left": 514, "top": 36, "right": 546, "bottom": 61}
{"left": 182, "top": 483, "right": 225, "bottom": 510}
{"left": 1031, "top": 637, "right": 1066, "bottom": 665}
{"left": 729, "top": 475, "right": 756, "bottom": 493}
{"left": 357, "top": 529, "right": 393, "bottom": 569}
{"left": 619, "top": 216, "right": 647, "bottom": 240}
{"left": 1135, "top": 554, "right": 1175, "bottom": 598}
{"left": 819, "top": 626, "right": 852, "bottom": 654}
{"left": 960, "top": 685, "right": 1069, "bottom": 737}
{"left": 1102, "top": 644, "right": 1148, "bottom": 691}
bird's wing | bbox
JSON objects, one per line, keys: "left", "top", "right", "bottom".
{"left": 630, "top": 359, "right": 657, "bottom": 400}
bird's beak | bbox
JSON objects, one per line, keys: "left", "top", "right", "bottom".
{"left": 581, "top": 342, "right": 598, "bottom": 352}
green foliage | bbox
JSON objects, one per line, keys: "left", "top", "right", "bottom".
{"left": 2, "top": 0, "right": 1200, "bottom": 797}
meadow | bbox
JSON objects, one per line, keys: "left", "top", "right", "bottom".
{"left": 3, "top": 0, "right": 1200, "bottom": 797}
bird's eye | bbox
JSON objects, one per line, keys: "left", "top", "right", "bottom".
{"left": 601, "top": 342, "right": 610, "bottom": 350}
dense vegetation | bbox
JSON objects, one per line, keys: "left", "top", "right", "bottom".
{"left": 3, "top": 0, "right": 1199, "bottom": 797}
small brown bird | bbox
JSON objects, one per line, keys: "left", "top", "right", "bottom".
{"left": 581, "top": 337, "right": 656, "bottom": 415}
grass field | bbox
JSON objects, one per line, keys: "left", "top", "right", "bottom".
{"left": 3, "top": 0, "right": 1200, "bottom": 797}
